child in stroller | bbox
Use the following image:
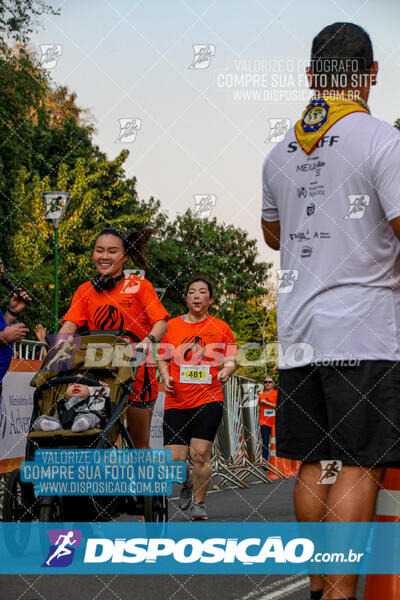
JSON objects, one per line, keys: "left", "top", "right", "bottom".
{"left": 32, "top": 372, "right": 110, "bottom": 433}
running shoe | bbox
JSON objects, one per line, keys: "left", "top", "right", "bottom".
{"left": 191, "top": 501, "right": 208, "bottom": 521}
{"left": 178, "top": 482, "right": 193, "bottom": 511}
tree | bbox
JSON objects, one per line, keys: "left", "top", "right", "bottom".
{"left": 147, "top": 210, "right": 272, "bottom": 318}
{"left": 0, "top": 46, "right": 102, "bottom": 261}
{"left": 0, "top": 1, "right": 59, "bottom": 45}
{"left": 230, "top": 295, "right": 278, "bottom": 383}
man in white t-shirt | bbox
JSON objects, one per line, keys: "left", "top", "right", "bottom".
{"left": 262, "top": 22, "right": 400, "bottom": 600}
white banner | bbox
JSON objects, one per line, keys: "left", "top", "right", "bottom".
{"left": 0, "top": 371, "right": 34, "bottom": 461}
{"left": 0, "top": 369, "right": 165, "bottom": 462}
{"left": 150, "top": 392, "right": 165, "bottom": 449}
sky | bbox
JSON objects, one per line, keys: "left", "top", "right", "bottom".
{"left": 29, "top": 0, "right": 400, "bottom": 273}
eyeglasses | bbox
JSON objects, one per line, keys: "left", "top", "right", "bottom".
{"left": 264, "top": 380, "right": 273, "bottom": 384}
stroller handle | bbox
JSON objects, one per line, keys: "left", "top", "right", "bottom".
{"left": 86, "top": 329, "right": 148, "bottom": 367}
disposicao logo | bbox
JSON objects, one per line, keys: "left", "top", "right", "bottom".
{"left": 42, "top": 529, "right": 82, "bottom": 567}
{"left": 83, "top": 536, "right": 314, "bottom": 564}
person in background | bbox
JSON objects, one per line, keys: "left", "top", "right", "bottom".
{"left": 34, "top": 324, "right": 48, "bottom": 358}
{"left": 258, "top": 376, "right": 277, "bottom": 464}
{"left": 0, "top": 259, "right": 30, "bottom": 390}
{"left": 157, "top": 275, "right": 237, "bottom": 521}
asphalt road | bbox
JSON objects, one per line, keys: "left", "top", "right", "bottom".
{"left": 0, "top": 477, "right": 366, "bottom": 600}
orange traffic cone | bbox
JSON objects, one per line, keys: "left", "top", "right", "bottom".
{"left": 268, "top": 423, "right": 289, "bottom": 479}
{"left": 363, "top": 468, "right": 400, "bottom": 599}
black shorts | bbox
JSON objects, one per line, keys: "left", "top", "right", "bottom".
{"left": 277, "top": 361, "right": 400, "bottom": 466}
{"left": 163, "top": 402, "right": 223, "bottom": 446}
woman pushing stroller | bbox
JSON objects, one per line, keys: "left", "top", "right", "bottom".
{"left": 57, "top": 227, "right": 169, "bottom": 449}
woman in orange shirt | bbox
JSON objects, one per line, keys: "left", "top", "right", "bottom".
{"left": 157, "top": 275, "right": 237, "bottom": 521}
{"left": 58, "top": 227, "right": 169, "bottom": 449}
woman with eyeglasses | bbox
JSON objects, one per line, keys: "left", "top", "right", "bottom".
{"left": 258, "top": 377, "right": 277, "bottom": 464}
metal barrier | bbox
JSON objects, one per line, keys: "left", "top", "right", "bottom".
{"left": 212, "top": 375, "right": 287, "bottom": 487}
{"left": 13, "top": 339, "right": 47, "bottom": 361}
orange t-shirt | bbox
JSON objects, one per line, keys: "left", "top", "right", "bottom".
{"left": 62, "top": 274, "right": 169, "bottom": 402}
{"left": 259, "top": 390, "right": 277, "bottom": 426}
{"left": 161, "top": 314, "right": 237, "bottom": 410}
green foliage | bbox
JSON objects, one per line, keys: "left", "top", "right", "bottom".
{"left": 0, "top": 47, "right": 102, "bottom": 261}
{"left": 10, "top": 152, "right": 161, "bottom": 332}
{"left": 230, "top": 297, "right": 277, "bottom": 383}
{"left": 147, "top": 210, "right": 271, "bottom": 317}
{"left": 0, "top": 1, "right": 59, "bottom": 45}
{"left": 0, "top": 14, "right": 277, "bottom": 369}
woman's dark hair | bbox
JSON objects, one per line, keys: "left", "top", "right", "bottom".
{"left": 311, "top": 22, "right": 373, "bottom": 86}
{"left": 185, "top": 274, "right": 214, "bottom": 298}
{"left": 94, "top": 227, "right": 155, "bottom": 269}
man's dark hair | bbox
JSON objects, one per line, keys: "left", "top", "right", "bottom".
{"left": 185, "top": 274, "right": 214, "bottom": 298}
{"left": 311, "top": 22, "right": 373, "bottom": 87}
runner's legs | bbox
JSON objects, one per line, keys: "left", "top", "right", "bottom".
{"left": 189, "top": 438, "right": 213, "bottom": 503}
{"left": 127, "top": 404, "right": 154, "bottom": 449}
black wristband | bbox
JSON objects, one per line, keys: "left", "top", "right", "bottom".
{"left": 146, "top": 334, "right": 157, "bottom": 344}
{"left": 7, "top": 308, "right": 20, "bottom": 317}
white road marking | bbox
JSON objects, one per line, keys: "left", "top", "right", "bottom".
{"left": 238, "top": 576, "right": 309, "bottom": 600}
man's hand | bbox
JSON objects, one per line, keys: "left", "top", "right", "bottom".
{"left": 9, "top": 289, "right": 31, "bottom": 314}
{"left": 1, "top": 324, "right": 29, "bottom": 343}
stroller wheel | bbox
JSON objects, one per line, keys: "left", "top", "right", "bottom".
{"left": 39, "top": 499, "right": 63, "bottom": 522}
{"left": 143, "top": 495, "right": 168, "bottom": 522}
{"left": 3, "top": 469, "right": 32, "bottom": 556}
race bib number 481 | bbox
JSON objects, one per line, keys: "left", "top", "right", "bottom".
{"left": 180, "top": 365, "right": 212, "bottom": 384}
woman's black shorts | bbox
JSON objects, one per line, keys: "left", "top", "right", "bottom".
{"left": 163, "top": 401, "right": 223, "bottom": 446}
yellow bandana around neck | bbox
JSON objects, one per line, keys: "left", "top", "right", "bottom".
{"left": 295, "top": 94, "right": 370, "bottom": 154}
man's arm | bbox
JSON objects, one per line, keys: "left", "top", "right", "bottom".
{"left": 260, "top": 398, "right": 276, "bottom": 408}
{"left": 390, "top": 216, "right": 400, "bottom": 241}
{"left": 261, "top": 218, "right": 280, "bottom": 250}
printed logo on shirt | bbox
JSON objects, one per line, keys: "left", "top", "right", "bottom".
{"left": 290, "top": 230, "right": 311, "bottom": 241}
{"left": 345, "top": 195, "right": 370, "bottom": 219}
{"left": 301, "top": 246, "right": 313, "bottom": 258}
{"left": 297, "top": 187, "right": 307, "bottom": 199}
{"left": 287, "top": 135, "right": 340, "bottom": 153}
{"left": 94, "top": 305, "right": 124, "bottom": 330}
{"left": 296, "top": 161, "right": 325, "bottom": 177}
{"left": 309, "top": 183, "right": 325, "bottom": 197}
{"left": 179, "top": 336, "right": 206, "bottom": 361}
{"left": 306, "top": 202, "right": 315, "bottom": 216}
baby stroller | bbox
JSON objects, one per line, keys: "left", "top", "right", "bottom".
{"left": 3, "top": 333, "right": 168, "bottom": 553}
